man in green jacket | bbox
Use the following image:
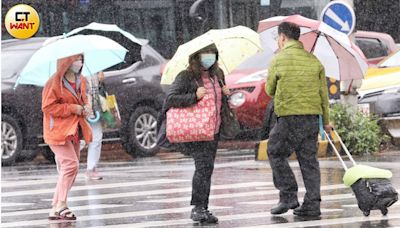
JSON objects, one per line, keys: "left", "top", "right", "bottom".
{"left": 266, "top": 22, "right": 332, "bottom": 217}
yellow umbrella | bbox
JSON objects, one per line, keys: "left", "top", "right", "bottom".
{"left": 161, "top": 26, "right": 262, "bottom": 85}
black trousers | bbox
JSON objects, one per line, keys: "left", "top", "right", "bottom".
{"left": 267, "top": 115, "right": 321, "bottom": 206}
{"left": 189, "top": 136, "right": 219, "bottom": 208}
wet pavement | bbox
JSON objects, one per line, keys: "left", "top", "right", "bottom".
{"left": 2, "top": 148, "right": 400, "bottom": 227}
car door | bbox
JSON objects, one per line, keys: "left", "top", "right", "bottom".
{"left": 2, "top": 50, "right": 43, "bottom": 141}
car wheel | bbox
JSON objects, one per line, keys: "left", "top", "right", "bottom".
{"left": 124, "top": 106, "right": 159, "bottom": 157}
{"left": 1, "top": 114, "right": 22, "bottom": 166}
{"left": 40, "top": 146, "right": 55, "bottom": 163}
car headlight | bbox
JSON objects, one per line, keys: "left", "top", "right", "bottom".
{"left": 235, "top": 70, "right": 268, "bottom": 84}
{"left": 229, "top": 92, "right": 246, "bottom": 107}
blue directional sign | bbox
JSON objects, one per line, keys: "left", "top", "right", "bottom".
{"left": 320, "top": 1, "right": 355, "bottom": 35}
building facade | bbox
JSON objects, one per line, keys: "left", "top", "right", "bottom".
{"left": 2, "top": 0, "right": 398, "bottom": 59}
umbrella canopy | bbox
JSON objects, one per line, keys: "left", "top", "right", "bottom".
{"left": 161, "top": 26, "right": 262, "bottom": 85}
{"left": 43, "top": 22, "right": 143, "bottom": 65}
{"left": 16, "top": 34, "right": 127, "bottom": 87}
{"left": 258, "top": 15, "right": 368, "bottom": 81}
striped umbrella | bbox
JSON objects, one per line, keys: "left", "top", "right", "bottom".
{"left": 258, "top": 15, "right": 368, "bottom": 81}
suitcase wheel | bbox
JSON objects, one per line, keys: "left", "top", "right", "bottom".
{"left": 363, "top": 210, "right": 370, "bottom": 216}
{"left": 381, "top": 208, "right": 388, "bottom": 216}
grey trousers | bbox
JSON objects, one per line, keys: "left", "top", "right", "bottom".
{"left": 267, "top": 115, "right": 321, "bottom": 205}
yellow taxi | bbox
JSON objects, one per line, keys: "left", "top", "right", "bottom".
{"left": 358, "top": 50, "right": 400, "bottom": 116}
{"left": 359, "top": 50, "right": 400, "bottom": 93}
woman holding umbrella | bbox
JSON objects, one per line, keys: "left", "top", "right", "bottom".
{"left": 160, "top": 45, "right": 231, "bottom": 224}
{"left": 42, "top": 54, "right": 93, "bottom": 220}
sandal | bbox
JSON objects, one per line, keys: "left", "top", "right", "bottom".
{"left": 48, "top": 212, "right": 59, "bottom": 220}
{"left": 48, "top": 207, "right": 77, "bottom": 220}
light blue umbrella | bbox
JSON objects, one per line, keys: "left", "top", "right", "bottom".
{"left": 15, "top": 34, "right": 127, "bottom": 88}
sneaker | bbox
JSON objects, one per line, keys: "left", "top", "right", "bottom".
{"left": 85, "top": 169, "right": 103, "bottom": 180}
{"left": 190, "top": 207, "right": 218, "bottom": 224}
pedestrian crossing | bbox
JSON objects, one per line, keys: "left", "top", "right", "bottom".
{"left": 2, "top": 150, "right": 400, "bottom": 227}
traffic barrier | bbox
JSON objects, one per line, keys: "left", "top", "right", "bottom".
{"left": 255, "top": 131, "right": 341, "bottom": 161}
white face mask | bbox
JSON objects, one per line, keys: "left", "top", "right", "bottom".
{"left": 200, "top": 53, "right": 217, "bottom": 69}
{"left": 70, "top": 60, "right": 83, "bottom": 73}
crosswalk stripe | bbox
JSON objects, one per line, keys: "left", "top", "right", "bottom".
{"left": 2, "top": 155, "right": 252, "bottom": 173}
{"left": 91, "top": 208, "right": 343, "bottom": 228}
{"left": 4, "top": 152, "right": 398, "bottom": 228}
{"left": 1, "top": 204, "right": 132, "bottom": 217}
{"left": 239, "top": 193, "right": 354, "bottom": 205}
{"left": 0, "top": 206, "right": 230, "bottom": 227}
{"left": 1, "top": 203, "right": 34, "bottom": 207}
{"left": 2, "top": 179, "right": 189, "bottom": 197}
{"left": 2, "top": 160, "right": 257, "bottom": 180}
{"left": 39, "top": 182, "right": 273, "bottom": 202}
{"left": 2, "top": 179, "right": 64, "bottom": 188}
{"left": 238, "top": 213, "right": 400, "bottom": 228}
{"left": 140, "top": 184, "right": 347, "bottom": 203}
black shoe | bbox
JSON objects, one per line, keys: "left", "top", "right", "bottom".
{"left": 190, "top": 207, "right": 218, "bottom": 224}
{"left": 159, "top": 141, "right": 176, "bottom": 152}
{"left": 293, "top": 203, "right": 321, "bottom": 217}
{"left": 271, "top": 201, "right": 299, "bottom": 215}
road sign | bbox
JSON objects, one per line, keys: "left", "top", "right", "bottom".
{"left": 320, "top": 1, "right": 355, "bottom": 35}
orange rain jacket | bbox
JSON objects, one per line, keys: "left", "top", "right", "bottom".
{"left": 42, "top": 55, "right": 92, "bottom": 145}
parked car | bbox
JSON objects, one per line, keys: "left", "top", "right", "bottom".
{"left": 354, "top": 30, "right": 398, "bottom": 66}
{"left": 1, "top": 29, "right": 166, "bottom": 165}
{"left": 358, "top": 50, "right": 400, "bottom": 116}
{"left": 226, "top": 31, "right": 397, "bottom": 137}
{"left": 225, "top": 69, "right": 270, "bottom": 135}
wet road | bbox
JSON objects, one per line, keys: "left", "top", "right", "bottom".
{"left": 2, "top": 149, "right": 400, "bottom": 227}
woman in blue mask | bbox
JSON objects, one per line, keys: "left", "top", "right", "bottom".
{"left": 158, "top": 45, "right": 231, "bottom": 224}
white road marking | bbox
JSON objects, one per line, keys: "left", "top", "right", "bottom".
{"left": 239, "top": 193, "right": 354, "bottom": 205}
{"left": 140, "top": 184, "right": 347, "bottom": 203}
{"left": 91, "top": 209, "right": 343, "bottom": 228}
{"left": 1, "top": 206, "right": 230, "bottom": 227}
{"left": 1, "top": 203, "right": 34, "bottom": 207}
{"left": 2, "top": 179, "right": 189, "bottom": 197}
{"left": 2, "top": 204, "right": 132, "bottom": 217}
{"left": 239, "top": 213, "right": 400, "bottom": 228}
{"left": 40, "top": 182, "right": 273, "bottom": 202}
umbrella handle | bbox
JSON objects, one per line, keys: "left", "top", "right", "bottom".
{"left": 87, "top": 110, "right": 101, "bottom": 123}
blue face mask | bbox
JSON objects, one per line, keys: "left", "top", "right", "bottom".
{"left": 200, "top": 53, "right": 216, "bottom": 69}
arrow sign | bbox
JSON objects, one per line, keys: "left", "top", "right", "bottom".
{"left": 325, "top": 8, "right": 350, "bottom": 32}
{"left": 320, "top": 1, "right": 355, "bottom": 35}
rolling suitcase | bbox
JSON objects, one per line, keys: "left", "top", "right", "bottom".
{"left": 325, "top": 130, "right": 398, "bottom": 216}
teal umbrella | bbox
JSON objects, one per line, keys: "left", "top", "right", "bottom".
{"left": 15, "top": 34, "right": 127, "bottom": 88}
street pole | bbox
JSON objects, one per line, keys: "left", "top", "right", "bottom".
{"left": 216, "top": 0, "right": 228, "bottom": 29}
{"left": 337, "top": 0, "right": 359, "bottom": 112}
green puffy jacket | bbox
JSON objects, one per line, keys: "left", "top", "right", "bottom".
{"left": 266, "top": 40, "right": 330, "bottom": 125}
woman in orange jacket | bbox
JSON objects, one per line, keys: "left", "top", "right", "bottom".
{"left": 42, "top": 54, "right": 92, "bottom": 220}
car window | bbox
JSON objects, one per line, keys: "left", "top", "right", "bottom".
{"left": 1, "top": 50, "right": 35, "bottom": 79}
{"left": 141, "top": 45, "right": 163, "bottom": 65}
{"left": 379, "top": 51, "right": 400, "bottom": 68}
{"left": 105, "top": 44, "right": 164, "bottom": 71}
{"left": 355, "top": 38, "right": 388, "bottom": 59}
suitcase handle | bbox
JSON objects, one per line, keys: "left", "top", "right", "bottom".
{"left": 324, "top": 129, "right": 357, "bottom": 170}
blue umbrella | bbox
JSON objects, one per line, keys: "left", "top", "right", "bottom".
{"left": 15, "top": 34, "right": 127, "bottom": 88}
